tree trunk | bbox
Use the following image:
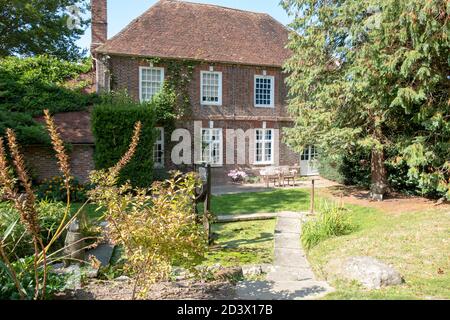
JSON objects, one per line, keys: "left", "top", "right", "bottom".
{"left": 370, "top": 147, "right": 388, "bottom": 201}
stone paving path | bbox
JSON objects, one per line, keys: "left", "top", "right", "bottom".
{"left": 236, "top": 211, "right": 334, "bottom": 300}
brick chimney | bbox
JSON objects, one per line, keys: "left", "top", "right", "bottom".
{"left": 91, "top": 0, "right": 107, "bottom": 55}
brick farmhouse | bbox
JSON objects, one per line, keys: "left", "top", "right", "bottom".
{"left": 26, "top": 0, "right": 320, "bottom": 184}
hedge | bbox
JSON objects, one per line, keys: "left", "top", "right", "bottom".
{"left": 92, "top": 101, "right": 157, "bottom": 187}
{"left": 0, "top": 55, "right": 98, "bottom": 144}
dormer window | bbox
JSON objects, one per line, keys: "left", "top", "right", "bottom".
{"left": 139, "top": 67, "right": 164, "bottom": 102}
{"left": 254, "top": 75, "right": 275, "bottom": 108}
{"left": 201, "top": 71, "right": 222, "bottom": 106}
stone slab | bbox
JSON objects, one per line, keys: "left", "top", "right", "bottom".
{"left": 275, "top": 218, "right": 301, "bottom": 234}
{"left": 216, "top": 213, "right": 277, "bottom": 223}
{"left": 236, "top": 280, "right": 334, "bottom": 300}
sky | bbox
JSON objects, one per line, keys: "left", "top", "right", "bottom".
{"left": 77, "top": 0, "right": 292, "bottom": 52}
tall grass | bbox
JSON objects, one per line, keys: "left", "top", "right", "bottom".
{"left": 301, "top": 202, "right": 355, "bottom": 251}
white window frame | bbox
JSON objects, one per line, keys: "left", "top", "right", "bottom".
{"left": 254, "top": 75, "right": 275, "bottom": 108}
{"left": 254, "top": 128, "right": 274, "bottom": 165}
{"left": 200, "top": 71, "right": 223, "bottom": 106}
{"left": 139, "top": 66, "right": 165, "bottom": 102}
{"left": 153, "top": 127, "right": 164, "bottom": 168}
{"left": 201, "top": 128, "right": 223, "bottom": 166}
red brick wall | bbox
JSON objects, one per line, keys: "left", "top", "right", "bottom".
{"left": 91, "top": 0, "right": 108, "bottom": 53}
{"left": 104, "top": 55, "right": 301, "bottom": 181}
{"left": 107, "top": 56, "right": 291, "bottom": 120}
{"left": 23, "top": 145, "right": 95, "bottom": 184}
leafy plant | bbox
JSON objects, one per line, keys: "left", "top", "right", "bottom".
{"left": 301, "top": 204, "right": 355, "bottom": 251}
{"left": 0, "top": 0, "right": 89, "bottom": 60}
{"left": 36, "top": 176, "right": 91, "bottom": 203}
{"left": 0, "top": 110, "right": 90, "bottom": 299}
{"left": 0, "top": 256, "right": 67, "bottom": 300}
{"left": 89, "top": 123, "right": 207, "bottom": 299}
{"left": 0, "top": 201, "right": 67, "bottom": 260}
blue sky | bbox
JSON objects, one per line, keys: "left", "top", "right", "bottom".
{"left": 77, "top": 0, "right": 291, "bottom": 52}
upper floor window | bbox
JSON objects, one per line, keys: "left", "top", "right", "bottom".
{"left": 255, "top": 128, "right": 274, "bottom": 164}
{"left": 254, "top": 75, "right": 275, "bottom": 108}
{"left": 153, "top": 127, "right": 164, "bottom": 168}
{"left": 201, "top": 71, "right": 222, "bottom": 106}
{"left": 139, "top": 67, "right": 164, "bottom": 102}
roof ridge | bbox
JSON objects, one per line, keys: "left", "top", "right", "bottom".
{"left": 96, "top": 0, "right": 277, "bottom": 53}
{"left": 94, "top": 0, "right": 292, "bottom": 67}
{"left": 165, "top": 0, "right": 270, "bottom": 17}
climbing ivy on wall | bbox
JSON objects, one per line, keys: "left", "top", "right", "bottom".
{"left": 145, "top": 57, "right": 198, "bottom": 125}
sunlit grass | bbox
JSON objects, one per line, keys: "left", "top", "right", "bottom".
{"left": 205, "top": 220, "right": 276, "bottom": 267}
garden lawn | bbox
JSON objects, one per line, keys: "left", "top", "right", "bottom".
{"left": 210, "top": 189, "right": 314, "bottom": 215}
{"left": 307, "top": 206, "right": 450, "bottom": 300}
{"left": 205, "top": 220, "right": 276, "bottom": 267}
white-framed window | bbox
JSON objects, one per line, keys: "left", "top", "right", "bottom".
{"left": 255, "top": 128, "right": 274, "bottom": 164}
{"left": 139, "top": 67, "right": 164, "bottom": 102}
{"left": 153, "top": 127, "right": 164, "bottom": 168}
{"left": 254, "top": 75, "right": 275, "bottom": 108}
{"left": 301, "top": 145, "right": 318, "bottom": 161}
{"left": 200, "top": 71, "right": 222, "bottom": 105}
{"left": 201, "top": 128, "right": 223, "bottom": 165}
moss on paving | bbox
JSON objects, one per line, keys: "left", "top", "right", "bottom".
{"left": 205, "top": 220, "right": 276, "bottom": 267}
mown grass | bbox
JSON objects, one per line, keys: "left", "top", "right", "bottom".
{"left": 307, "top": 207, "right": 450, "bottom": 300}
{"left": 209, "top": 189, "right": 312, "bottom": 215}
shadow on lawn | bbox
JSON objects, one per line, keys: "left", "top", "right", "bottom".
{"left": 211, "top": 232, "right": 273, "bottom": 250}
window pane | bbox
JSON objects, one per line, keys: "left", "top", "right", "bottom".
{"left": 141, "top": 68, "right": 163, "bottom": 101}
{"left": 153, "top": 128, "right": 164, "bottom": 167}
{"left": 201, "top": 128, "right": 222, "bottom": 164}
{"left": 202, "top": 72, "right": 221, "bottom": 104}
{"left": 255, "top": 76, "right": 273, "bottom": 106}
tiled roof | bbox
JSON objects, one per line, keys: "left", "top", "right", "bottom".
{"left": 95, "top": 0, "right": 291, "bottom": 67}
{"left": 35, "top": 110, "right": 94, "bottom": 144}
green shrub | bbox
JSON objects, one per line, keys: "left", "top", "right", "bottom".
{"left": 0, "top": 55, "right": 99, "bottom": 144}
{"left": 301, "top": 205, "right": 354, "bottom": 250}
{"left": 0, "top": 201, "right": 66, "bottom": 260}
{"left": 0, "top": 256, "right": 67, "bottom": 300}
{"left": 35, "top": 176, "right": 91, "bottom": 203}
{"left": 92, "top": 93, "right": 157, "bottom": 187}
{"left": 317, "top": 154, "right": 346, "bottom": 184}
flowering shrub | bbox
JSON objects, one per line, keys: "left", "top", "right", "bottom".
{"left": 36, "top": 176, "right": 90, "bottom": 202}
{"left": 227, "top": 169, "right": 248, "bottom": 183}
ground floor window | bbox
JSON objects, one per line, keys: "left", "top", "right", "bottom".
{"left": 153, "top": 127, "right": 164, "bottom": 168}
{"left": 201, "top": 128, "right": 222, "bottom": 165}
{"left": 255, "top": 128, "right": 274, "bottom": 164}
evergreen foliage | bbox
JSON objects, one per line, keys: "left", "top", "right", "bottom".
{"left": 282, "top": 0, "right": 449, "bottom": 199}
